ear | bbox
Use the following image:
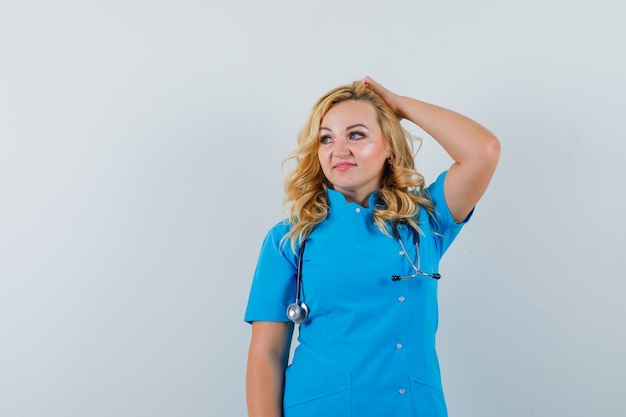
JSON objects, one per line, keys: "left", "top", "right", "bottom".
{"left": 385, "top": 141, "right": 393, "bottom": 159}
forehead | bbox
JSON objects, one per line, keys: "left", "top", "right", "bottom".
{"left": 321, "top": 100, "right": 378, "bottom": 127}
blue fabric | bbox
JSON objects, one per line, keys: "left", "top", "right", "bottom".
{"left": 244, "top": 171, "right": 470, "bottom": 417}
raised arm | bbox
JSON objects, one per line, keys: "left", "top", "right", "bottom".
{"left": 363, "top": 76, "right": 500, "bottom": 222}
{"left": 246, "top": 321, "right": 294, "bottom": 417}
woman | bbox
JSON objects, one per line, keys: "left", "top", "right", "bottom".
{"left": 244, "top": 77, "right": 500, "bottom": 417}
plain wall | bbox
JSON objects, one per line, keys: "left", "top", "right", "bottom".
{"left": 1, "top": 0, "right": 625, "bottom": 416}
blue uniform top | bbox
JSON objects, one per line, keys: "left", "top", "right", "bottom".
{"left": 244, "top": 171, "right": 470, "bottom": 417}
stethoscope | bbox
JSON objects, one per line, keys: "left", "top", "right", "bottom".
{"left": 286, "top": 240, "right": 309, "bottom": 323}
{"left": 390, "top": 222, "right": 441, "bottom": 282}
{"left": 286, "top": 222, "right": 441, "bottom": 324}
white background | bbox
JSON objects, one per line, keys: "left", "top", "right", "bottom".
{"left": 1, "top": 1, "right": 625, "bottom": 416}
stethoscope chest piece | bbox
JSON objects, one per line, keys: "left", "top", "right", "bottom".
{"left": 286, "top": 301, "right": 309, "bottom": 324}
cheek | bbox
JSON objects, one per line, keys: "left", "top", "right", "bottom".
{"left": 317, "top": 150, "right": 329, "bottom": 173}
{"left": 359, "top": 142, "right": 388, "bottom": 161}
{"left": 314, "top": 141, "right": 332, "bottom": 179}
{"left": 317, "top": 148, "right": 330, "bottom": 164}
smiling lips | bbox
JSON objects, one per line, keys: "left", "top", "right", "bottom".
{"left": 333, "top": 162, "right": 357, "bottom": 172}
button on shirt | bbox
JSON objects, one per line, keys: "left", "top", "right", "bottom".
{"left": 244, "top": 171, "right": 470, "bottom": 417}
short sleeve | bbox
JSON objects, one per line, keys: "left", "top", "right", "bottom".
{"left": 244, "top": 222, "right": 297, "bottom": 324}
{"left": 425, "top": 170, "right": 473, "bottom": 257}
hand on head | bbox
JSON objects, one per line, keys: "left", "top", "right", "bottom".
{"left": 362, "top": 76, "right": 404, "bottom": 119}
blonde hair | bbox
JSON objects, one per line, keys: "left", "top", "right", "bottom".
{"left": 282, "top": 80, "right": 434, "bottom": 250}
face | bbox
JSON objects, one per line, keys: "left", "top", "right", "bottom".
{"left": 317, "top": 100, "right": 391, "bottom": 206}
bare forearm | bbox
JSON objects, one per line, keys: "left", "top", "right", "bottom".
{"left": 395, "top": 95, "right": 499, "bottom": 165}
{"left": 246, "top": 347, "right": 289, "bottom": 417}
{"left": 246, "top": 321, "right": 293, "bottom": 417}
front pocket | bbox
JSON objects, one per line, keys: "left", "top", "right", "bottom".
{"left": 408, "top": 378, "right": 448, "bottom": 417}
{"left": 284, "top": 373, "right": 352, "bottom": 417}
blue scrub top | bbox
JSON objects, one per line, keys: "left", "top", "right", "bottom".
{"left": 245, "top": 171, "right": 470, "bottom": 417}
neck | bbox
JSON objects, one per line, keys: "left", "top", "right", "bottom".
{"left": 337, "top": 190, "right": 372, "bottom": 208}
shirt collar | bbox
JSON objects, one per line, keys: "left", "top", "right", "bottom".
{"left": 327, "top": 188, "right": 380, "bottom": 211}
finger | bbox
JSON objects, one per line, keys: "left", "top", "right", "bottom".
{"left": 361, "top": 75, "right": 376, "bottom": 89}
{"left": 364, "top": 78, "right": 391, "bottom": 100}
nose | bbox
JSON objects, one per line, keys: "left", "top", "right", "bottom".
{"left": 334, "top": 140, "right": 352, "bottom": 157}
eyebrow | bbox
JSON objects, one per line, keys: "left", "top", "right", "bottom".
{"left": 320, "top": 123, "right": 369, "bottom": 132}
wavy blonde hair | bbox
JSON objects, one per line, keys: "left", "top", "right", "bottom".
{"left": 282, "top": 80, "right": 434, "bottom": 249}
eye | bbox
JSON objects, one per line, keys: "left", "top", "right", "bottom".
{"left": 348, "top": 131, "right": 365, "bottom": 141}
{"left": 319, "top": 135, "right": 333, "bottom": 144}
